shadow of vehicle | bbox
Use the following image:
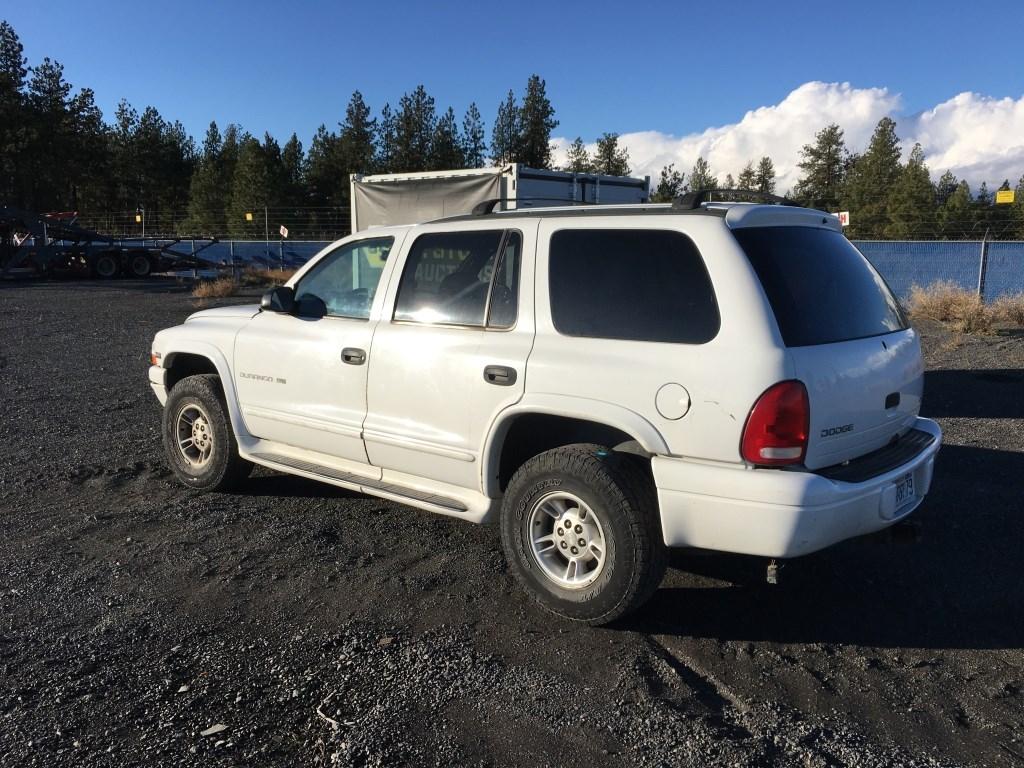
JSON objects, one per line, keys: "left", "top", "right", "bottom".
{"left": 237, "top": 472, "right": 363, "bottom": 500}
{"left": 922, "top": 368, "right": 1024, "bottom": 419}
{"left": 626, "top": 442, "right": 1024, "bottom": 651}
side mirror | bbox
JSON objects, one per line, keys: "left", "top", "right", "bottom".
{"left": 295, "top": 294, "right": 327, "bottom": 319}
{"left": 260, "top": 286, "right": 294, "bottom": 313}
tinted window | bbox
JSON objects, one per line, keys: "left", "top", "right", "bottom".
{"left": 295, "top": 237, "right": 393, "bottom": 319}
{"left": 486, "top": 232, "right": 521, "bottom": 329}
{"left": 733, "top": 226, "right": 907, "bottom": 347}
{"left": 394, "top": 230, "right": 520, "bottom": 327}
{"left": 548, "top": 229, "right": 719, "bottom": 343}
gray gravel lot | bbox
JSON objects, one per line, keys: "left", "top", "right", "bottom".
{"left": 1, "top": 279, "right": 1022, "bottom": 767}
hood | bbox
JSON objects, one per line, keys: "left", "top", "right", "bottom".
{"left": 186, "top": 304, "right": 261, "bottom": 323}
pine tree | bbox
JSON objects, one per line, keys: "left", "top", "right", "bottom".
{"left": 491, "top": 90, "right": 520, "bottom": 165}
{"left": 1013, "top": 174, "right": 1024, "bottom": 238}
{"left": 794, "top": 124, "right": 847, "bottom": 209}
{"left": 375, "top": 103, "right": 396, "bottom": 173}
{"left": 0, "top": 20, "right": 28, "bottom": 204}
{"left": 974, "top": 181, "right": 993, "bottom": 233}
{"left": 181, "top": 121, "right": 227, "bottom": 235}
{"left": 280, "top": 133, "right": 306, "bottom": 231}
{"left": 339, "top": 90, "right": 376, "bottom": 175}
{"left": 429, "top": 107, "right": 464, "bottom": 170}
{"left": 688, "top": 156, "right": 717, "bottom": 191}
{"left": 938, "top": 180, "right": 973, "bottom": 239}
{"left": 723, "top": 173, "right": 735, "bottom": 189}
{"left": 593, "top": 133, "right": 630, "bottom": 176}
{"left": 67, "top": 86, "right": 110, "bottom": 212}
{"left": 563, "top": 137, "right": 593, "bottom": 173}
{"left": 885, "top": 143, "right": 934, "bottom": 239}
{"left": 990, "top": 179, "right": 1015, "bottom": 238}
{"left": 737, "top": 161, "right": 756, "bottom": 191}
{"left": 842, "top": 117, "right": 902, "bottom": 238}
{"left": 652, "top": 163, "right": 685, "bottom": 202}
{"left": 229, "top": 135, "right": 272, "bottom": 239}
{"left": 393, "top": 85, "right": 435, "bottom": 172}
{"left": 461, "top": 102, "right": 486, "bottom": 168}
{"left": 306, "top": 124, "right": 343, "bottom": 208}
{"left": 518, "top": 75, "right": 558, "bottom": 169}
{"left": 25, "top": 57, "right": 73, "bottom": 209}
{"left": 755, "top": 156, "right": 776, "bottom": 194}
{"left": 935, "top": 170, "right": 958, "bottom": 208}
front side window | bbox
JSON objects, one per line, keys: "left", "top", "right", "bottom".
{"left": 548, "top": 229, "right": 719, "bottom": 343}
{"left": 394, "top": 230, "right": 521, "bottom": 327}
{"left": 294, "top": 236, "right": 393, "bottom": 319}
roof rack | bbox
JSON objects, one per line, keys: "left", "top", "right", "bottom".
{"left": 471, "top": 199, "right": 502, "bottom": 216}
{"left": 672, "top": 189, "right": 801, "bottom": 210}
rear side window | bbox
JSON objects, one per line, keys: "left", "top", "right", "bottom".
{"left": 548, "top": 229, "right": 719, "bottom": 343}
{"left": 733, "top": 226, "right": 907, "bottom": 347}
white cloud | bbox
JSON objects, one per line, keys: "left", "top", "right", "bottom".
{"left": 553, "top": 82, "right": 1024, "bottom": 192}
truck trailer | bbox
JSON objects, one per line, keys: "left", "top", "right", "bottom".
{"left": 349, "top": 164, "right": 650, "bottom": 232}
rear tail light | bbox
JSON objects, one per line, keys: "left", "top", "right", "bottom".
{"left": 741, "top": 380, "right": 809, "bottom": 466}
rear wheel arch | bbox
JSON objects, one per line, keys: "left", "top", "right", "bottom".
{"left": 484, "top": 407, "right": 664, "bottom": 497}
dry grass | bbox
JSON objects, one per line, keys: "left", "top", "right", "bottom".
{"left": 191, "top": 276, "right": 238, "bottom": 299}
{"left": 240, "top": 266, "right": 297, "bottom": 288}
{"left": 907, "top": 281, "right": 1024, "bottom": 334}
{"left": 991, "top": 292, "right": 1024, "bottom": 325}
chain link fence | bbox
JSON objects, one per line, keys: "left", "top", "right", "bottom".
{"left": 856, "top": 240, "right": 1024, "bottom": 299}
{"left": 200, "top": 237, "right": 1024, "bottom": 301}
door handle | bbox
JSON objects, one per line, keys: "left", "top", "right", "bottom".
{"left": 341, "top": 347, "right": 366, "bottom": 365}
{"left": 483, "top": 365, "right": 517, "bottom": 386}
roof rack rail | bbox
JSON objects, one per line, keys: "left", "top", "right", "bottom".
{"left": 471, "top": 199, "right": 502, "bottom": 216}
{"left": 672, "top": 189, "right": 801, "bottom": 210}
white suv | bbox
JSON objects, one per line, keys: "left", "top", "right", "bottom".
{"left": 148, "top": 194, "right": 942, "bottom": 624}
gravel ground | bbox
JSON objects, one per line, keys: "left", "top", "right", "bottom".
{"left": 1, "top": 279, "right": 1022, "bottom": 767}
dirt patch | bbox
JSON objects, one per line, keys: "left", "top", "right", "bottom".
{"left": 1, "top": 279, "right": 1022, "bottom": 766}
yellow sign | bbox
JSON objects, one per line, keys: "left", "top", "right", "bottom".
{"left": 996, "top": 189, "right": 1015, "bottom": 204}
{"left": 245, "top": 212, "right": 254, "bottom": 221}
{"left": 135, "top": 214, "right": 142, "bottom": 223}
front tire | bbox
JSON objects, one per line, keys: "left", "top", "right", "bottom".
{"left": 162, "top": 374, "right": 252, "bottom": 492}
{"left": 500, "top": 444, "right": 667, "bottom": 625}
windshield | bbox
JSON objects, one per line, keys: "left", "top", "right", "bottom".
{"left": 733, "top": 226, "right": 907, "bottom": 347}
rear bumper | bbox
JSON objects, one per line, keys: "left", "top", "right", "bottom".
{"left": 148, "top": 365, "right": 167, "bottom": 405}
{"left": 652, "top": 417, "right": 942, "bottom": 558}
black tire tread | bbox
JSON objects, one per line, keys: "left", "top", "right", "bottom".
{"left": 501, "top": 443, "right": 667, "bottom": 625}
{"left": 162, "top": 374, "right": 252, "bottom": 492}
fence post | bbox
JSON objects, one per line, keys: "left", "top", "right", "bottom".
{"left": 976, "top": 228, "right": 990, "bottom": 299}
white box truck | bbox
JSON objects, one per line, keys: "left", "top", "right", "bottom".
{"left": 349, "top": 164, "right": 650, "bottom": 232}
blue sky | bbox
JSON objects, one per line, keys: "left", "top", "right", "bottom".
{"left": 6, "top": 1, "right": 1024, "bottom": 187}
{"left": 7, "top": 1, "right": 1022, "bottom": 142}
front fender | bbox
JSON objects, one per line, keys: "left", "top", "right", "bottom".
{"left": 480, "top": 393, "right": 669, "bottom": 497}
{"left": 160, "top": 339, "right": 250, "bottom": 439}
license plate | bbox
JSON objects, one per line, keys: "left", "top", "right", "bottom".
{"left": 894, "top": 472, "right": 916, "bottom": 508}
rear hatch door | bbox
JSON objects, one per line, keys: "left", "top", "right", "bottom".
{"left": 732, "top": 221, "right": 922, "bottom": 470}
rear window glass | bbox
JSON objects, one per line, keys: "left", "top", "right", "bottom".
{"left": 733, "top": 226, "right": 907, "bottom": 347}
{"left": 548, "top": 229, "right": 719, "bottom": 344}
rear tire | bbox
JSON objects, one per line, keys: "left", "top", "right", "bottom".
{"left": 92, "top": 252, "right": 119, "bottom": 279}
{"left": 162, "top": 374, "right": 252, "bottom": 492}
{"left": 127, "top": 252, "right": 152, "bottom": 278}
{"left": 500, "top": 443, "right": 667, "bottom": 625}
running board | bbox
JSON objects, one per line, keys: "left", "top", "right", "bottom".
{"left": 250, "top": 452, "right": 469, "bottom": 513}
